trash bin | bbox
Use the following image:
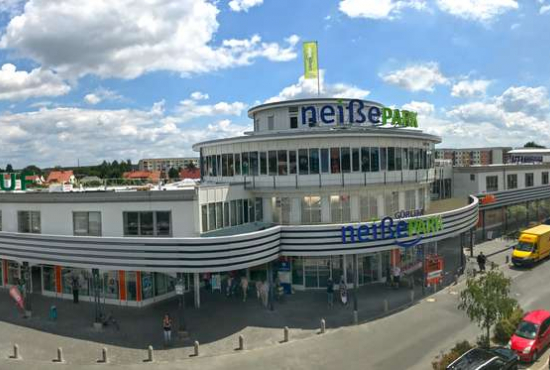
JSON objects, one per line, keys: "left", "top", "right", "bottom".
{"left": 49, "top": 305, "right": 57, "bottom": 321}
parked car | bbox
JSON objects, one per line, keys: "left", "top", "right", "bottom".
{"left": 509, "top": 309, "right": 550, "bottom": 362}
{"left": 446, "top": 347, "right": 519, "bottom": 369}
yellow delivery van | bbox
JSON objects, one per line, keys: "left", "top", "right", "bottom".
{"left": 512, "top": 224, "right": 550, "bottom": 267}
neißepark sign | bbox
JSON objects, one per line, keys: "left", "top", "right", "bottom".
{"left": 0, "top": 173, "right": 32, "bottom": 191}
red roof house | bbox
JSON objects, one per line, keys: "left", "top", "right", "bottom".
{"left": 123, "top": 170, "right": 161, "bottom": 183}
{"left": 46, "top": 170, "right": 76, "bottom": 184}
{"left": 179, "top": 168, "right": 200, "bottom": 180}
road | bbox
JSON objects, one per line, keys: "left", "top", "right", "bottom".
{"left": 4, "top": 254, "right": 550, "bottom": 370}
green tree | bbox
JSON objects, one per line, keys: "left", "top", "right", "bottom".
{"left": 6, "top": 164, "right": 13, "bottom": 172}
{"left": 168, "top": 167, "right": 180, "bottom": 179}
{"left": 493, "top": 306, "right": 524, "bottom": 345}
{"left": 432, "top": 340, "right": 473, "bottom": 370}
{"left": 458, "top": 270, "right": 517, "bottom": 347}
{"left": 22, "top": 165, "right": 42, "bottom": 175}
{"left": 185, "top": 161, "right": 197, "bottom": 170}
{"left": 524, "top": 141, "right": 546, "bottom": 148}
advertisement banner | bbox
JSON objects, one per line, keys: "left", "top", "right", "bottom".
{"left": 9, "top": 286, "right": 24, "bottom": 310}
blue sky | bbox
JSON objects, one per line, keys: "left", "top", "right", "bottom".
{"left": 0, "top": 0, "right": 549, "bottom": 168}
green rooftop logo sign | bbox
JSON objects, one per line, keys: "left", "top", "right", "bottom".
{"left": 0, "top": 173, "right": 32, "bottom": 191}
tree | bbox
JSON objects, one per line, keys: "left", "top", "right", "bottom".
{"left": 6, "top": 164, "right": 13, "bottom": 172}
{"left": 432, "top": 340, "right": 473, "bottom": 370}
{"left": 458, "top": 270, "right": 517, "bottom": 347}
{"left": 185, "top": 161, "right": 197, "bottom": 170}
{"left": 524, "top": 141, "right": 546, "bottom": 148}
{"left": 168, "top": 167, "right": 180, "bottom": 179}
{"left": 22, "top": 165, "right": 42, "bottom": 175}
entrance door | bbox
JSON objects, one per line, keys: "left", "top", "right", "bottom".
{"left": 31, "top": 266, "right": 41, "bottom": 293}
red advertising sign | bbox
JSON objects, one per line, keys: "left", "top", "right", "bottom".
{"left": 424, "top": 254, "right": 444, "bottom": 286}
{"left": 9, "top": 286, "right": 24, "bottom": 310}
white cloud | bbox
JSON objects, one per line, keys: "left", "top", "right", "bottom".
{"left": 0, "top": 63, "right": 70, "bottom": 101}
{"left": 228, "top": 0, "right": 263, "bottom": 12}
{"left": 84, "top": 88, "right": 122, "bottom": 105}
{"left": 380, "top": 62, "right": 448, "bottom": 92}
{"left": 0, "top": 0, "right": 299, "bottom": 79}
{"left": 0, "top": 103, "right": 251, "bottom": 168}
{"left": 436, "top": 0, "right": 518, "bottom": 22}
{"left": 339, "top": 0, "right": 427, "bottom": 20}
{"left": 540, "top": 5, "right": 550, "bottom": 14}
{"left": 451, "top": 79, "right": 491, "bottom": 98}
{"left": 402, "top": 101, "right": 435, "bottom": 116}
{"left": 190, "top": 91, "right": 209, "bottom": 100}
{"left": 510, "top": 23, "right": 520, "bottom": 30}
{"left": 497, "top": 86, "right": 549, "bottom": 118}
{"left": 265, "top": 70, "right": 370, "bottom": 103}
{"left": 176, "top": 99, "right": 247, "bottom": 121}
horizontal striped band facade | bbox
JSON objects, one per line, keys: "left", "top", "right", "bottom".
{"left": 0, "top": 197, "right": 478, "bottom": 273}
{"left": 479, "top": 185, "right": 550, "bottom": 211}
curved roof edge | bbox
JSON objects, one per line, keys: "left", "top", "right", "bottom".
{"left": 247, "top": 98, "right": 385, "bottom": 118}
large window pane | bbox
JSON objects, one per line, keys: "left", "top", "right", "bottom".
{"left": 278, "top": 150, "right": 288, "bottom": 175}
{"left": 380, "top": 148, "right": 387, "bottom": 171}
{"left": 230, "top": 200, "right": 237, "bottom": 225}
{"left": 156, "top": 212, "right": 171, "bottom": 236}
{"left": 321, "top": 148, "right": 329, "bottom": 173}
{"left": 371, "top": 148, "right": 380, "bottom": 172}
{"left": 201, "top": 205, "right": 208, "bottom": 232}
{"left": 396, "top": 148, "right": 402, "bottom": 171}
{"left": 331, "top": 147, "right": 341, "bottom": 173}
{"left": 309, "top": 148, "right": 319, "bottom": 174}
{"left": 209, "top": 204, "right": 216, "bottom": 230}
{"left": 352, "top": 148, "right": 360, "bottom": 172}
{"left": 140, "top": 212, "right": 154, "bottom": 236}
{"left": 243, "top": 199, "right": 249, "bottom": 223}
{"left": 124, "top": 212, "right": 139, "bottom": 235}
{"left": 222, "top": 154, "right": 228, "bottom": 176}
{"left": 341, "top": 147, "right": 351, "bottom": 173}
{"left": 260, "top": 152, "right": 267, "bottom": 175}
{"left": 388, "top": 147, "right": 395, "bottom": 171}
{"left": 268, "top": 151, "right": 277, "bottom": 175}
{"left": 361, "top": 147, "right": 370, "bottom": 172}
{"left": 242, "top": 152, "right": 249, "bottom": 175}
{"left": 228, "top": 154, "right": 234, "bottom": 176}
{"left": 299, "top": 149, "right": 309, "bottom": 174}
{"left": 255, "top": 198, "right": 263, "bottom": 221}
{"left": 216, "top": 202, "right": 223, "bottom": 229}
{"left": 301, "top": 196, "right": 322, "bottom": 224}
{"left": 289, "top": 151, "right": 297, "bottom": 174}
{"left": 250, "top": 152, "right": 259, "bottom": 176}
{"left": 235, "top": 153, "right": 241, "bottom": 175}
{"left": 223, "top": 202, "right": 230, "bottom": 227}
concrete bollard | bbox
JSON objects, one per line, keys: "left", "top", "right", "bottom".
{"left": 10, "top": 344, "right": 21, "bottom": 360}
{"left": 454, "top": 274, "right": 459, "bottom": 285}
{"left": 146, "top": 346, "right": 154, "bottom": 363}
{"left": 238, "top": 335, "right": 245, "bottom": 350}
{"left": 506, "top": 255, "right": 510, "bottom": 264}
{"left": 383, "top": 299, "right": 388, "bottom": 313}
{"left": 410, "top": 290, "right": 415, "bottom": 302}
{"left": 321, "top": 318, "right": 326, "bottom": 333}
{"left": 433, "top": 283, "right": 437, "bottom": 293}
{"left": 53, "top": 347, "right": 64, "bottom": 363}
{"left": 353, "top": 310, "right": 358, "bottom": 325}
{"left": 98, "top": 347, "right": 108, "bottom": 363}
{"left": 194, "top": 341, "right": 200, "bottom": 357}
{"left": 283, "top": 326, "right": 289, "bottom": 342}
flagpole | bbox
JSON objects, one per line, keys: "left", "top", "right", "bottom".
{"left": 316, "top": 41, "right": 320, "bottom": 96}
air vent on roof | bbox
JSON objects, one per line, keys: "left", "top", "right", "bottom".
{"left": 288, "top": 107, "right": 298, "bottom": 113}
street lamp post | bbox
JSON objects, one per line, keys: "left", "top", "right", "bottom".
{"left": 353, "top": 254, "right": 358, "bottom": 312}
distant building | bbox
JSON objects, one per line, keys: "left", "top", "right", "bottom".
{"left": 179, "top": 168, "right": 200, "bottom": 180}
{"left": 507, "top": 148, "right": 550, "bottom": 163}
{"left": 123, "top": 170, "right": 161, "bottom": 183}
{"left": 435, "top": 147, "right": 511, "bottom": 167}
{"left": 138, "top": 157, "right": 198, "bottom": 172}
{"left": 46, "top": 170, "right": 76, "bottom": 185}
{"left": 80, "top": 176, "right": 103, "bottom": 185}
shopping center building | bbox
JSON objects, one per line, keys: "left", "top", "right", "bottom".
{"left": 0, "top": 98, "right": 479, "bottom": 308}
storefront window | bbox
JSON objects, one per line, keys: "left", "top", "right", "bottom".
{"left": 243, "top": 199, "right": 249, "bottom": 223}
{"left": 103, "top": 271, "right": 119, "bottom": 300}
{"left": 127, "top": 272, "right": 137, "bottom": 301}
{"left": 298, "top": 149, "right": 309, "bottom": 175}
{"left": 62, "top": 268, "right": 90, "bottom": 296}
{"left": 216, "top": 202, "right": 223, "bottom": 229}
{"left": 237, "top": 199, "right": 243, "bottom": 224}
{"left": 321, "top": 148, "right": 329, "bottom": 173}
{"left": 230, "top": 200, "right": 237, "bottom": 226}
{"left": 309, "top": 148, "right": 319, "bottom": 174}
{"left": 7, "top": 261, "right": 20, "bottom": 285}
{"left": 341, "top": 148, "right": 351, "bottom": 173}
{"left": 141, "top": 272, "right": 154, "bottom": 300}
{"left": 223, "top": 202, "right": 230, "bottom": 228}
{"left": 352, "top": 148, "right": 360, "bottom": 172}
{"left": 292, "top": 257, "right": 304, "bottom": 285}
{"left": 289, "top": 151, "right": 297, "bottom": 174}
{"left": 43, "top": 266, "right": 56, "bottom": 292}
{"left": 278, "top": 150, "right": 288, "bottom": 175}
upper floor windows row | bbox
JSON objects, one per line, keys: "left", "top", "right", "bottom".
{"left": 202, "top": 146, "right": 433, "bottom": 178}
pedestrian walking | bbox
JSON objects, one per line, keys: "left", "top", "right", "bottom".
{"left": 327, "top": 277, "right": 334, "bottom": 308}
{"left": 339, "top": 276, "right": 348, "bottom": 305}
{"left": 162, "top": 314, "right": 172, "bottom": 346}
{"left": 261, "top": 280, "right": 269, "bottom": 307}
{"left": 226, "top": 275, "right": 233, "bottom": 297}
{"left": 477, "top": 252, "right": 487, "bottom": 273}
{"left": 392, "top": 265, "right": 401, "bottom": 289}
{"left": 240, "top": 276, "right": 249, "bottom": 302}
{"left": 71, "top": 276, "right": 80, "bottom": 304}
{"left": 255, "top": 280, "right": 263, "bottom": 302}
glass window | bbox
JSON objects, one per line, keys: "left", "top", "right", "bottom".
{"left": 237, "top": 199, "right": 243, "bottom": 225}
{"left": 228, "top": 154, "right": 234, "bottom": 176}
{"left": 260, "top": 152, "right": 267, "bottom": 175}
{"left": 526, "top": 173, "right": 534, "bottom": 187}
{"left": 486, "top": 176, "right": 499, "bottom": 192}
{"left": 405, "top": 190, "right": 415, "bottom": 210}
{"left": 330, "top": 194, "right": 351, "bottom": 223}
{"left": 223, "top": 202, "right": 230, "bottom": 227}
{"left": 201, "top": 205, "right": 208, "bottom": 232}
{"left": 272, "top": 197, "right": 291, "bottom": 224}
{"left": 73, "top": 211, "right": 102, "bottom": 236}
{"left": 352, "top": 148, "right": 360, "bottom": 172}
{"left": 299, "top": 149, "right": 309, "bottom": 175}
{"left": 380, "top": 148, "right": 387, "bottom": 171}
{"left": 217, "top": 155, "right": 221, "bottom": 176}
{"left": 384, "top": 192, "right": 399, "bottom": 217}
{"left": 126, "top": 272, "right": 137, "bottom": 301}
{"left": 249, "top": 199, "right": 255, "bottom": 223}
{"left": 156, "top": 211, "right": 171, "bottom": 236}
{"left": 103, "top": 271, "right": 119, "bottom": 300}
{"left": 396, "top": 148, "right": 402, "bottom": 171}
{"left": 360, "top": 195, "right": 379, "bottom": 221}
{"left": 234, "top": 153, "right": 241, "bottom": 175}
{"left": 221, "top": 154, "right": 228, "bottom": 177}
{"left": 268, "top": 115, "right": 274, "bottom": 130}
{"left": 331, "top": 147, "right": 341, "bottom": 174}
{"left": 309, "top": 148, "right": 319, "bottom": 174}
{"left": 289, "top": 151, "right": 297, "bottom": 174}
{"left": 268, "top": 151, "right": 277, "bottom": 175}
{"left": 17, "top": 211, "right": 41, "bottom": 233}
{"left": 388, "top": 147, "right": 395, "bottom": 171}
{"left": 242, "top": 152, "right": 249, "bottom": 175}
{"left": 208, "top": 204, "right": 216, "bottom": 230}
{"left": 243, "top": 199, "right": 249, "bottom": 223}
{"left": 255, "top": 198, "right": 263, "bottom": 221}
{"left": 211, "top": 155, "right": 217, "bottom": 176}
{"left": 341, "top": 147, "right": 351, "bottom": 173}
{"left": 140, "top": 212, "right": 154, "bottom": 236}
{"left": 216, "top": 202, "right": 223, "bottom": 229}
{"left": 409, "top": 149, "right": 414, "bottom": 170}
{"left": 301, "top": 196, "right": 322, "bottom": 224}
{"left": 230, "top": 200, "right": 237, "bottom": 226}
{"left": 141, "top": 272, "right": 154, "bottom": 300}
{"left": 321, "top": 148, "right": 329, "bottom": 173}
{"left": 507, "top": 174, "right": 517, "bottom": 189}
{"left": 371, "top": 148, "right": 379, "bottom": 172}
{"left": 361, "top": 147, "right": 370, "bottom": 172}
{"left": 543, "top": 172, "right": 549, "bottom": 185}
{"left": 418, "top": 189, "right": 425, "bottom": 209}
{"left": 290, "top": 116, "right": 298, "bottom": 129}
{"left": 43, "top": 266, "right": 56, "bottom": 292}
{"left": 278, "top": 150, "right": 288, "bottom": 175}
{"left": 250, "top": 152, "right": 259, "bottom": 176}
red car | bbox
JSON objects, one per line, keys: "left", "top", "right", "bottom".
{"left": 510, "top": 310, "right": 550, "bottom": 362}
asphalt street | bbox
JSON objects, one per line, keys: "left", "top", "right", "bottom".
{"left": 4, "top": 248, "right": 550, "bottom": 370}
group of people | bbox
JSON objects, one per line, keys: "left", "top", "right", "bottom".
{"left": 326, "top": 276, "right": 348, "bottom": 308}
